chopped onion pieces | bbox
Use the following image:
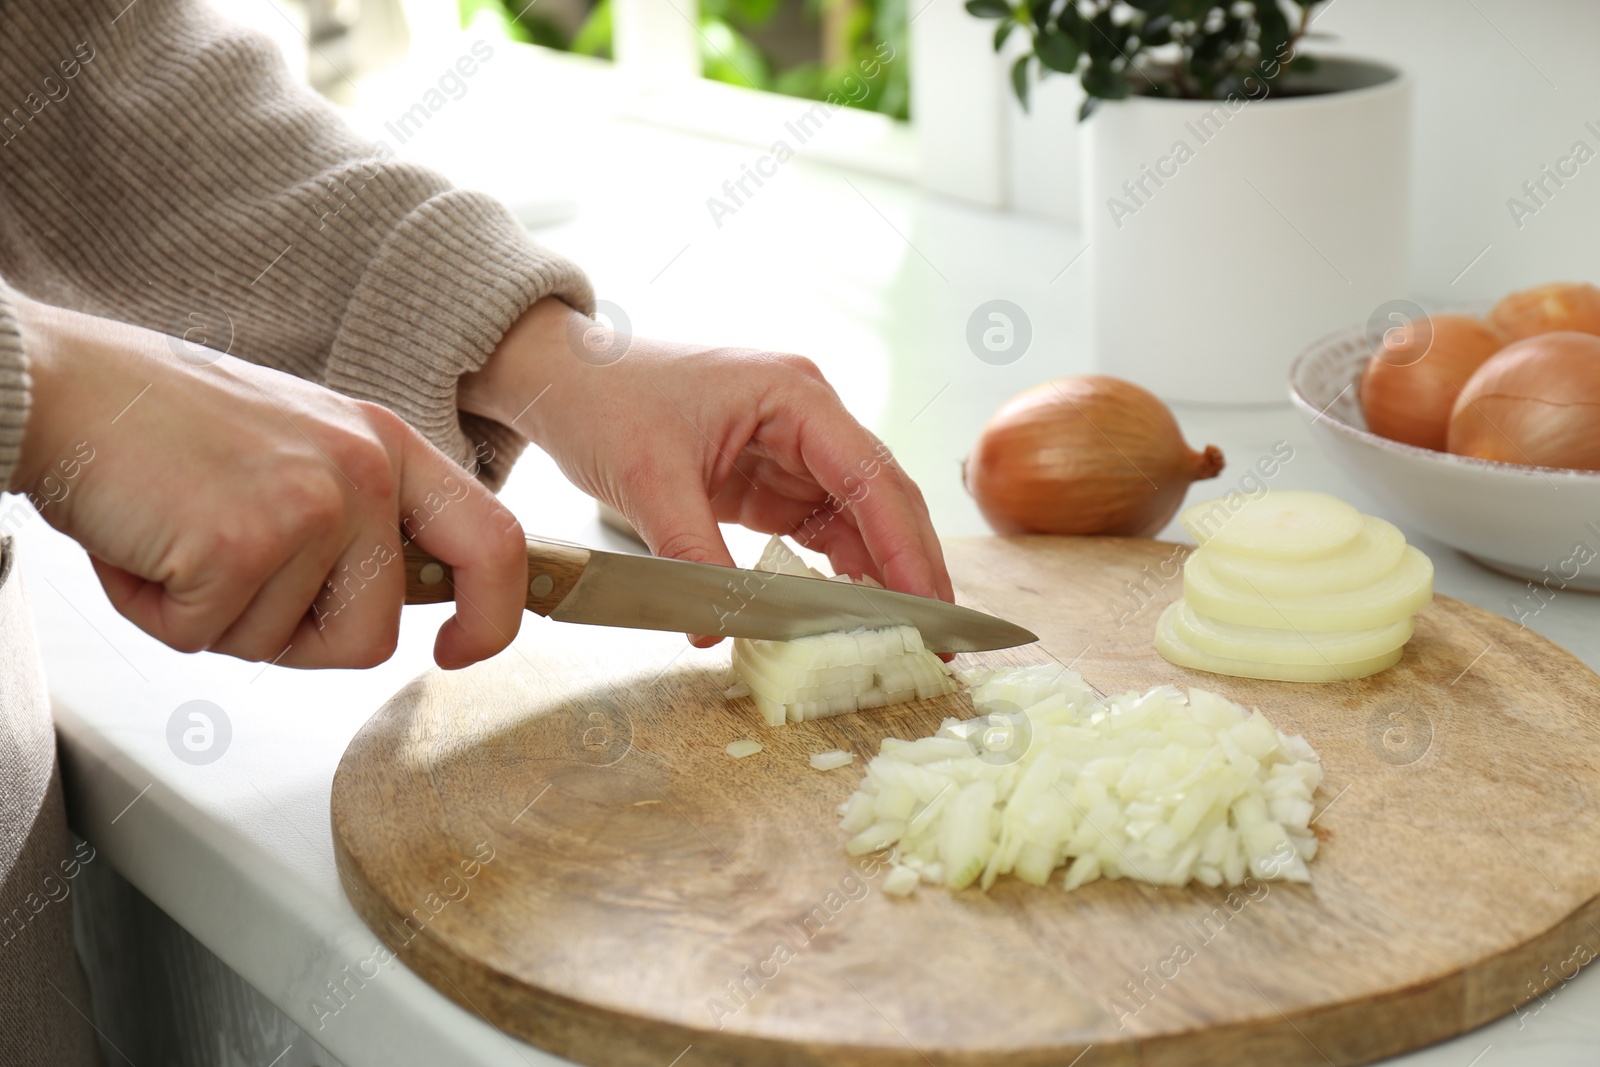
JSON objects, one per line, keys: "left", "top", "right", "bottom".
{"left": 841, "top": 666, "right": 1321, "bottom": 895}
{"left": 733, "top": 625, "right": 957, "bottom": 726}
{"left": 726, "top": 739, "right": 763, "bottom": 759}
{"left": 809, "top": 750, "right": 855, "bottom": 771}
{"left": 755, "top": 535, "right": 825, "bottom": 577}
{"left": 728, "top": 536, "right": 956, "bottom": 726}
{"left": 881, "top": 865, "right": 920, "bottom": 896}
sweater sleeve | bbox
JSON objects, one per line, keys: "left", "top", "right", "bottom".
{"left": 0, "top": 285, "right": 25, "bottom": 492}
{"left": 0, "top": 0, "right": 592, "bottom": 490}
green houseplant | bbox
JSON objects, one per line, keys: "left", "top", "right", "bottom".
{"left": 963, "top": 0, "right": 1328, "bottom": 118}
{"left": 954, "top": 0, "right": 1409, "bottom": 405}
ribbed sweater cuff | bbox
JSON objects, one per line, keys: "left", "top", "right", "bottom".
{"left": 0, "top": 285, "right": 29, "bottom": 493}
{"left": 323, "top": 190, "right": 593, "bottom": 491}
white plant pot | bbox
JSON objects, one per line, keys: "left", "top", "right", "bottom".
{"left": 1082, "top": 57, "right": 1411, "bottom": 404}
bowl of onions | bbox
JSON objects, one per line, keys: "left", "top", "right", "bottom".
{"left": 1289, "top": 286, "right": 1600, "bottom": 592}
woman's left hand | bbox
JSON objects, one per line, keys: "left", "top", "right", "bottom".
{"left": 459, "top": 298, "right": 954, "bottom": 645}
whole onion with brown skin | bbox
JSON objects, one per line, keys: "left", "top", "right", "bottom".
{"left": 1359, "top": 314, "right": 1507, "bottom": 452}
{"left": 964, "top": 376, "right": 1225, "bottom": 537}
{"left": 1488, "top": 282, "right": 1600, "bottom": 341}
{"left": 1447, "top": 332, "right": 1600, "bottom": 470}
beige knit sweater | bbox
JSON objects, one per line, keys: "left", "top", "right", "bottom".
{"left": 1, "top": 1, "right": 591, "bottom": 1057}
{"left": 0, "top": 0, "right": 594, "bottom": 491}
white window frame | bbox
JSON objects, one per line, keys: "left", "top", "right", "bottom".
{"left": 602, "top": 0, "right": 1081, "bottom": 219}
{"left": 608, "top": 0, "right": 915, "bottom": 180}
{"left": 326, "top": 0, "right": 1079, "bottom": 214}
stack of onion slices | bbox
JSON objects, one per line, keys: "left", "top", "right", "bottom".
{"left": 1155, "top": 491, "right": 1433, "bottom": 682}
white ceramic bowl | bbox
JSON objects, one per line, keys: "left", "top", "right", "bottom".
{"left": 1288, "top": 326, "right": 1600, "bottom": 592}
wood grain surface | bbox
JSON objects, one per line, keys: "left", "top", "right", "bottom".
{"left": 332, "top": 536, "right": 1600, "bottom": 1067}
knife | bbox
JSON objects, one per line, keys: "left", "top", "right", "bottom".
{"left": 401, "top": 537, "right": 1037, "bottom": 653}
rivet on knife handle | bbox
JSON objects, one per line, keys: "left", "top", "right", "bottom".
{"left": 402, "top": 537, "right": 592, "bottom": 616}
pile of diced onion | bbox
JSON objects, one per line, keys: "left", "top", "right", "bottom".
{"left": 1156, "top": 490, "right": 1434, "bottom": 682}
{"left": 727, "top": 538, "right": 956, "bottom": 726}
{"left": 840, "top": 664, "right": 1322, "bottom": 896}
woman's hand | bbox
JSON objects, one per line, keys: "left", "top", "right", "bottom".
{"left": 9, "top": 300, "right": 528, "bottom": 669}
{"left": 459, "top": 298, "right": 954, "bottom": 647}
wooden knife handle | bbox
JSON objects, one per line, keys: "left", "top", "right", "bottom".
{"left": 403, "top": 537, "right": 592, "bottom": 616}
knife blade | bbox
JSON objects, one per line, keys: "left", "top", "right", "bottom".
{"left": 401, "top": 537, "right": 1037, "bottom": 653}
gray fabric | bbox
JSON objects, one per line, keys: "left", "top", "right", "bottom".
{"left": 0, "top": 538, "right": 101, "bottom": 1066}
{"left": 0, "top": 287, "right": 24, "bottom": 498}
{"left": 0, "top": 0, "right": 593, "bottom": 492}
{"left": 0, "top": 0, "right": 597, "bottom": 1052}
{"left": 71, "top": 850, "right": 346, "bottom": 1067}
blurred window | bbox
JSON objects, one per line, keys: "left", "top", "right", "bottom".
{"left": 460, "top": 0, "right": 908, "bottom": 119}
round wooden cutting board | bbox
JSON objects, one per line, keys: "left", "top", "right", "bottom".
{"left": 331, "top": 537, "right": 1600, "bottom": 1067}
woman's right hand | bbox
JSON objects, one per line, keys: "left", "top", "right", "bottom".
{"left": 7, "top": 299, "right": 528, "bottom": 670}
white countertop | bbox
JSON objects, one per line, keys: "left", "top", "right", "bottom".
{"left": 25, "top": 40, "right": 1600, "bottom": 1067}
